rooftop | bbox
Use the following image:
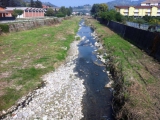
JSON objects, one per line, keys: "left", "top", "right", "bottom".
{"left": 141, "top": 0, "right": 160, "bottom": 4}
{"left": 114, "top": 5, "right": 160, "bottom": 9}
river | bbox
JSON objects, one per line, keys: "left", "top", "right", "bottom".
{"left": 76, "top": 19, "right": 114, "bottom": 120}
{"left": 1, "top": 19, "right": 114, "bottom": 120}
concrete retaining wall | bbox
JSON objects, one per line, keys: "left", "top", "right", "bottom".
{"left": 8, "top": 17, "right": 68, "bottom": 32}
{"left": 98, "top": 18, "right": 160, "bottom": 61}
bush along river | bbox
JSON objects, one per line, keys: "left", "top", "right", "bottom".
{"left": 75, "top": 19, "right": 114, "bottom": 120}
{"left": 1, "top": 19, "right": 114, "bottom": 120}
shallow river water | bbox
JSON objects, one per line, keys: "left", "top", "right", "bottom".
{"left": 76, "top": 20, "right": 114, "bottom": 120}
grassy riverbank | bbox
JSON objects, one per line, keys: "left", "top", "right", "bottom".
{"left": 86, "top": 17, "right": 160, "bottom": 119}
{"left": 0, "top": 17, "right": 81, "bottom": 112}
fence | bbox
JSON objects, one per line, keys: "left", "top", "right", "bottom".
{"left": 126, "top": 21, "right": 160, "bottom": 31}
{"left": 98, "top": 18, "right": 160, "bottom": 61}
{"left": 0, "top": 17, "right": 15, "bottom": 21}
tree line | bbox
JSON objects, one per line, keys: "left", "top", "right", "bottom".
{"left": 91, "top": 3, "right": 124, "bottom": 23}
{"left": 0, "top": 0, "right": 42, "bottom": 8}
{"left": 45, "top": 6, "right": 73, "bottom": 17}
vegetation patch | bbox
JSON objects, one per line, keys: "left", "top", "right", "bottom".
{"left": 0, "top": 17, "right": 80, "bottom": 112}
{"left": 86, "top": 17, "right": 160, "bottom": 119}
{"left": 0, "top": 24, "right": 9, "bottom": 33}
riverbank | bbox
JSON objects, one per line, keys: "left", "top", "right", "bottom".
{"left": 1, "top": 18, "right": 114, "bottom": 120}
{"left": 0, "top": 17, "right": 81, "bottom": 115}
{"left": 85, "top": 17, "right": 160, "bottom": 119}
{"left": 2, "top": 40, "right": 86, "bottom": 119}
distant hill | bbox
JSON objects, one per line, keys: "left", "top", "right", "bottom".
{"left": 72, "top": 4, "right": 92, "bottom": 13}
{"left": 23, "top": 0, "right": 30, "bottom": 2}
{"left": 5, "top": 0, "right": 58, "bottom": 7}
{"left": 107, "top": 0, "right": 145, "bottom": 9}
{"left": 42, "top": 2, "right": 58, "bottom": 7}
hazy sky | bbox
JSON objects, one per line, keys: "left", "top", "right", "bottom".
{"left": 41, "top": 0, "right": 113, "bottom": 7}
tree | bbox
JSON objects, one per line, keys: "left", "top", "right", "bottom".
{"left": 66, "top": 8, "right": 71, "bottom": 16}
{"left": 45, "top": 8, "right": 55, "bottom": 16}
{"left": 91, "top": 3, "right": 108, "bottom": 18}
{"left": 69, "top": 6, "right": 73, "bottom": 13}
{"left": 59, "top": 6, "right": 67, "bottom": 16}
{"left": 12, "top": 9, "right": 23, "bottom": 18}
{"left": 35, "top": 0, "right": 42, "bottom": 8}
{"left": 0, "top": 0, "right": 8, "bottom": 7}
{"left": 30, "top": 0, "right": 34, "bottom": 7}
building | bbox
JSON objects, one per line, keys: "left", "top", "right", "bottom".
{"left": 6, "top": 7, "right": 45, "bottom": 18}
{"left": 0, "top": 7, "right": 9, "bottom": 18}
{"left": 141, "top": 0, "right": 160, "bottom": 6}
{"left": 115, "top": 6, "right": 160, "bottom": 16}
{"left": 42, "top": 5, "right": 50, "bottom": 9}
{"left": 115, "top": 0, "right": 160, "bottom": 17}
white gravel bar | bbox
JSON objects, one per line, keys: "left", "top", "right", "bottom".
{"left": 3, "top": 40, "right": 86, "bottom": 120}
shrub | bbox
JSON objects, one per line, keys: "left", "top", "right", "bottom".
{"left": 56, "top": 13, "right": 65, "bottom": 17}
{"left": 0, "top": 24, "right": 9, "bottom": 33}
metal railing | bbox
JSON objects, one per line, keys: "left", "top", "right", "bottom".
{"left": 126, "top": 21, "right": 160, "bottom": 32}
{"left": 0, "top": 17, "right": 57, "bottom": 24}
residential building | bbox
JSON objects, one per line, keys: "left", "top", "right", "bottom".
{"left": 6, "top": 7, "right": 45, "bottom": 18}
{"left": 42, "top": 5, "right": 50, "bottom": 9}
{"left": 141, "top": 0, "right": 160, "bottom": 6}
{"left": 115, "top": 6, "right": 160, "bottom": 16}
{"left": 0, "top": 7, "right": 9, "bottom": 18}
{"left": 115, "top": 0, "right": 160, "bottom": 17}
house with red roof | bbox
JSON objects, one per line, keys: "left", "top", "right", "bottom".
{"left": 5, "top": 7, "right": 45, "bottom": 18}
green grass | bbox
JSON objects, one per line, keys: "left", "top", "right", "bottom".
{"left": 86, "top": 18, "right": 158, "bottom": 119}
{"left": 0, "top": 16, "right": 81, "bottom": 111}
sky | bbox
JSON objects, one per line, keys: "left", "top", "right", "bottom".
{"left": 41, "top": 0, "right": 114, "bottom": 7}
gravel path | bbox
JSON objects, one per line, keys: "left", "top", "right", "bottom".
{"left": 3, "top": 40, "right": 86, "bottom": 120}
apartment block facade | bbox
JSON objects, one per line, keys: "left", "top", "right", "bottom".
{"left": 115, "top": 0, "right": 160, "bottom": 17}
{"left": 115, "top": 6, "right": 160, "bottom": 16}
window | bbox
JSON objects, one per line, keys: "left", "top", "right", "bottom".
{"left": 146, "top": 3, "right": 150, "bottom": 6}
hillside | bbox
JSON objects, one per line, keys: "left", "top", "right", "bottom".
{"left": 107, "top": 0, "right": 144, "bottom": 9}
{"left": 42, "top": 2, "right": 57, "bottom": 7}
{"left": 5, "top": 0, "right": 57, "bottom": 7}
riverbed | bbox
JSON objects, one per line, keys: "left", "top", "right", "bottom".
{"left": 2, "top": 19, "right": 114, "bottom": 120}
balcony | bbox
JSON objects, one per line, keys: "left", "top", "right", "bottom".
{"left": 147, "top": 9, "right": 151, "bottom": 12}
{"left": 134, "top": 10, "right": 139, "bottom": 12}
{"left": 124, "top": 9, "right": 128, "bottom": 12}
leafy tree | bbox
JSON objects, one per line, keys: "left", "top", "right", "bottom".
{"left": 0, "top": 0, "right": 8, "bottom": 7}
{"left": 91, "top": 3, "right": 108, "bottom": 18}
{"left": 149, "top": 18, "right": 160, "bottom": 25}
{"left": 45, "top": 8, "right": 55, "bottom": 16}
{"left": 69, "top": 6, "right": 73, "bottom": 13}
{"left": 100, "top": 9, "right": 124, "bottom": 22}
{"left": 66, "top": 8, "right": 71, "bottom": 16}
{"left": 35, "top": 0, "right": 42, "bottom": 8}
{"left": 59, "top": 6, "right": 67, "bottom": 16}
{"left": 12, "top": 9, "right": 23, "bottom": 18}
{"left": 30, "top": 0, "right": 34, "bottom": 7}
{"left": 56, "top": 12, "right": 65, "bottom": 17}
{"left": 57, "top": 6, "right": 72, "bottom": 17}
{"left": 91, "top": 4, "right": 99, "bottom": 15}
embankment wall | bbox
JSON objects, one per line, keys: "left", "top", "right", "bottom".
{"left": 98, "top": 19, "right": 160, "bottom": 61}
{"left": 8, "top": 18, "right": 66, "bottom": 32}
